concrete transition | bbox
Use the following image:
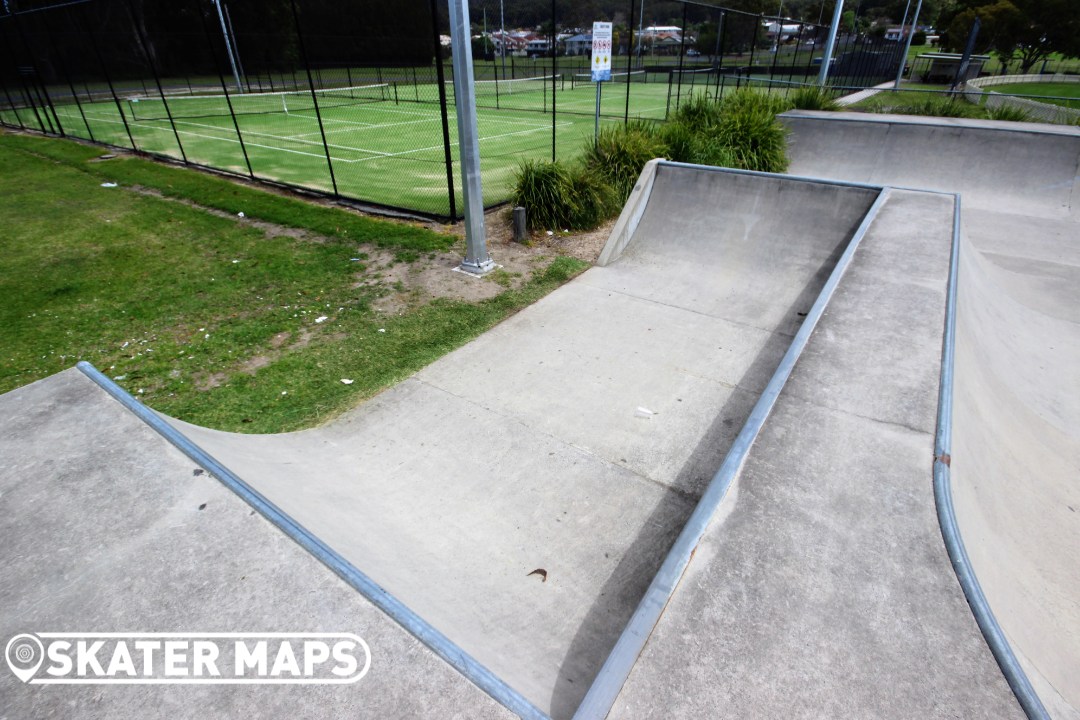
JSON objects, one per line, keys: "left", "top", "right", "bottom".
{"left": 780, "top": 111, "right": 1079, "bottom": 720}
{"left": 0, "top": 113, "right": 1076, "bottom": 719}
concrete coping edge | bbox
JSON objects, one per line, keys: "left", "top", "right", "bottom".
{"left": 930, "top": 204, "right": 1050, "bottom": 720}
{"left": 596, "top": 160, "right": 885, "bottom": 267}
{"left": 572, "top": 177, "right": 894, "bottom": 719}
{"left": 74, "top": 361, "right": 549, "bottom": 720}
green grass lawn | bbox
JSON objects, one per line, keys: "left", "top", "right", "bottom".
{"left": 985, "top": 82, "right": 1080, "bottom": 109}
{"left": 0, "top": 131, "right": 587, "bottom": 432}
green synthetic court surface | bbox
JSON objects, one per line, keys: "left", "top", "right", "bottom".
{"left": 1, "top": 74, "right": 719, "bottom": 216}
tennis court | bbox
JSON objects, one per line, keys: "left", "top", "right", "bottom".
{"left": 12, "top": 72, "right": 712, "bottom": 217}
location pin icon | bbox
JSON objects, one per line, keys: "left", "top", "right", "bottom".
{"left": 5, "top": 634, "right": 44, "bottom": 683}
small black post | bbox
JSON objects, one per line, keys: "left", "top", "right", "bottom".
{"left": 123, "top": 0, "right": 187, "bottom": 163}
{"left": 512, "top": 206, "right": 527, "bottom": 242}
{"left": 289, "top": 0, "right": 338, "bottom": 197}
{"left": 429, "top": 0, "right": 456, "bottom": 219}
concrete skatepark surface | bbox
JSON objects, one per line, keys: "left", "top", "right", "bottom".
{"left": 1, "top": 112, "right": 1076, "bottom": 719}
{"left": 781, "top": 111, "right": 1079, "bottom": 719}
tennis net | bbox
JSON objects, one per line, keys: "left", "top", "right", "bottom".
{"left": 127, "top": 83, "right": 391, "bottom": 121}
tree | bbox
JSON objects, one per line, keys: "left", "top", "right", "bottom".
{"left": 941, "top": 0, "right": 1080, "bottom": 73}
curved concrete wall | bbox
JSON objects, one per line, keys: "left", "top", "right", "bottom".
{"left": 783, "top": 111, "right": 1080, "bottom": 718}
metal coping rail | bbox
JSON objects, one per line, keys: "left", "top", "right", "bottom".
{"left": 572, "top": 173, "right": 893, "bottom": 719}
{"left": 930, "top": 201, "right": 1050, "bottom": 720}
{"left": 75, "top": 360, "right": 548, "bottom": 720}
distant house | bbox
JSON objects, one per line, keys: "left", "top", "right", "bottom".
{"left": 884, "top": 25, "right": 912, "bottom": 41}
{"left": 525, "top": 36, "right": 550, "bottom": 57}
{"left": 763, "top": 21, "right": 803, "bottom": 41}
{"left": 564, "top": 33, "right": 592, "bottom": 56}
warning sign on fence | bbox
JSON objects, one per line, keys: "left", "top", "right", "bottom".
{"left": 591, "top": 22, "right": 612, "bottom": 82}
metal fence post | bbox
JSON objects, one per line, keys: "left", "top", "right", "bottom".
{"left": 429, "top": 0, "right": 457, "bottom": 220}
{"left": 13, "top": 13, "right": 66, "bottom": 135}
{"left": 675, "top": 2, "right": 687, "bottom": 110}
{"left": 288, "top": 0, "right": 338, "bottom": 197}
{"left": 0, "top": 20, "right": 49, "bottom": 133}
{"left": 80, "top": 3, "right": 138, "bottom": 151}
{"left": 625, "top": 0, "right": 635, "bottom": 124}
{"left": 123, "top": 0, "right": 188, "bottom": 163}
{"left": 550, "top": 0, "right": 556, "bottom": 162}
{"left": 41, "top": 8, "right": 94, "bottom": 142}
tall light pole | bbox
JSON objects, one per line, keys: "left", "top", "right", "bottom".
{"left": 448, "top": 0, "right": 495, "bottom": 275}
{"left": 817, "top": 0, "right": 843, "bottom": 85}
{"left": 213, "top": 0, "right": 243, "bottom": 92}
{"left": 894, "top": 0, "right": 922, "bottom": 88}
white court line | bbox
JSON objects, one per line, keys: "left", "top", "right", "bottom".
{"left": 63, "top": 109, "right": 578, "bottom": 165}
{"left": 65, "top": 111, "right": 357, "bottom": 163}
{"left": 168, "top": 118, "right": 386, "bottom": 157}
{"left": 290, "top": 115, "right": 435, "bottom": 138}
{"left": 293, "top": 108, "right": 554, "bottom": 132}
{"left": 349, "top": 121, "right": 575, "bottom": 164}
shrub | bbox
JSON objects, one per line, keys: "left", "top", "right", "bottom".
{"left": 581, "top": 122, "right": 669, "bottom": 201}
{"left": 713, "top": 88, "right": 791, "bottom": 172}
{"left": 670, "top": 92, "right": 725, "bottom": 129}
{"left": 510, "top": 159, "right": 618, "bottom": 232}
{"left": 658, "top": 121, "right": 700, "bottom": 163}
{"left": 789, "top": 86, "right": 840, "bottom": 111}
{"left": 567, "top": 165, "right": 618, "bottom": 229}
{"left": 511, "top": 159, "right": 579, "bottom": 231}
{"left": 986, "top": 104, "right": 1031, "bottom": 122}
{"left": 893, "top": 95, "right": 977, "bottom": 118}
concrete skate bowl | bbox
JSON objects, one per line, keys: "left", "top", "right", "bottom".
{"left": 75, "top": 165, "right": 884, "bottom": 718}
{"left": 783, "top": 111, "right": 1080, "bottom": 719}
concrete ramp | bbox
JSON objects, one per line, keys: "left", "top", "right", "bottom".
{"left": 783, "top": 111, "right": 1080, "bottom": 218}
{"left": 953, "top": 239, "right": 1080, "bottom": 719}
{"left": 143, "top": 165, "right": 878, "bottom": 716}
{"left": 782, "top": 111, "right": 1080, "bottom": 719}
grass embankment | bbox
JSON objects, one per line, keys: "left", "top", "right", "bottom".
{"left": 0, "top": 132, "right": 586, "bottom": 432}
{"left": 987, "top": 82, "right": 1080, "bottom": 109}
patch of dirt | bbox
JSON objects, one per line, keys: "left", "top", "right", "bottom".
{"left": 119, "top": 156, "right": 615, "bottom": 320}
{"left": 365, "top": 208, "right": 614, "bottom": 316}
{"left": 195, "top": 372, "right": 226, "bottom": 391}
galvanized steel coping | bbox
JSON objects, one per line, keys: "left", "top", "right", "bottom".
{"left": 930, "top": 201, "right": 1049, "bottom": 720}
{"left": 573, "top": 174, "right": 894, "bottom": 720}
{"left": 76, "top": 360, "right": 548, "bottom": 720}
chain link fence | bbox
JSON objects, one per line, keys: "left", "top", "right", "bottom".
{"left": 1, "top": 0, "right": 913, "bottom": 219}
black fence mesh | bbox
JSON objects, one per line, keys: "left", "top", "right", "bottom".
{"left": 0, "top": 0, "right": 916, "bottom": 219}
